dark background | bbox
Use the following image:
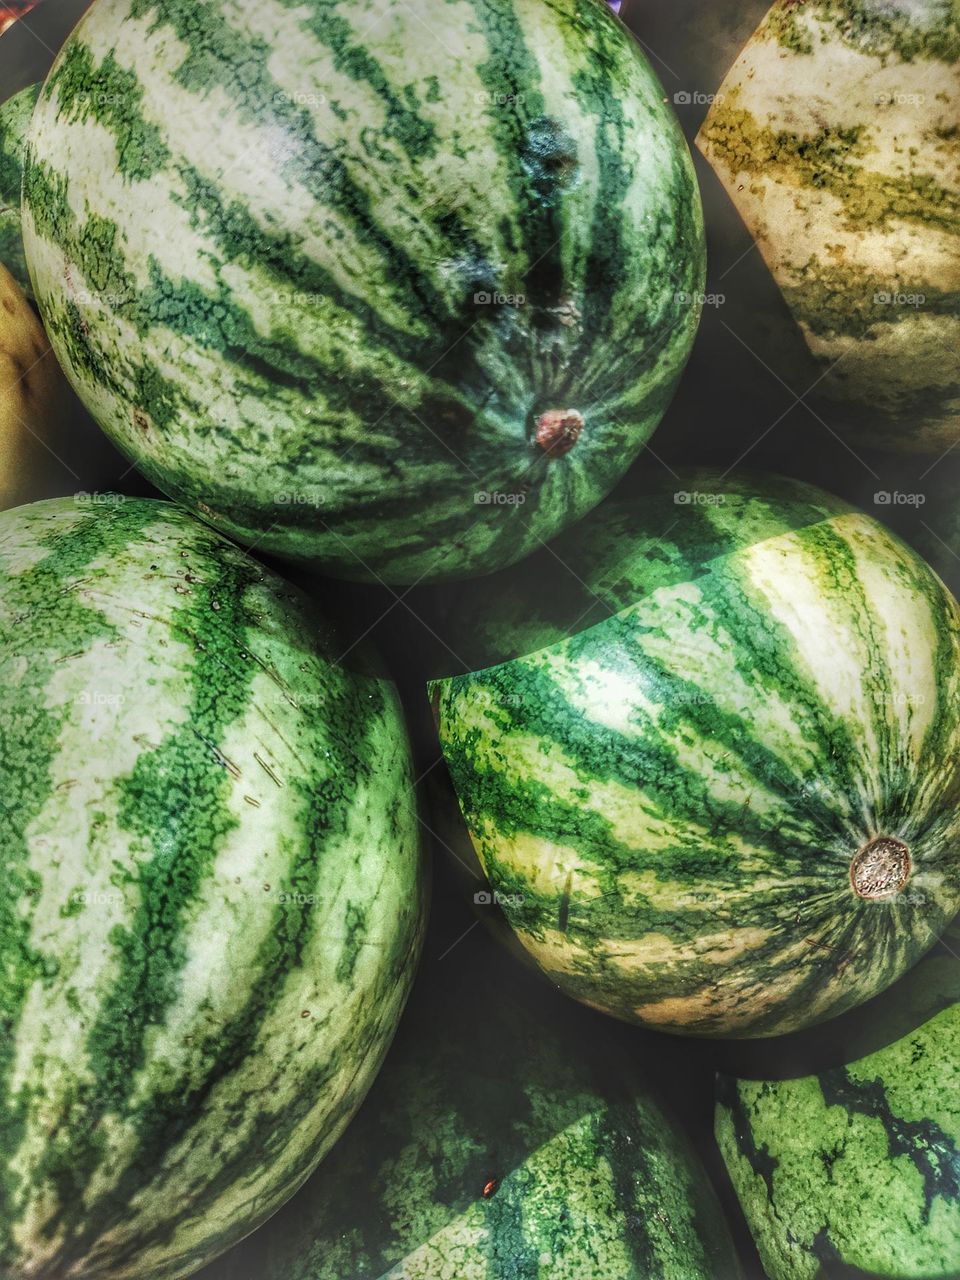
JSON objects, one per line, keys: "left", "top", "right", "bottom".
{"left": 4, "top": 3, "right": 957, "bottom": 1276}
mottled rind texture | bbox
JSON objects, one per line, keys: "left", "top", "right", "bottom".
{"left": 697, "top": 0, "right": 960, "bottom": 453}
{"left": 202, "top": 942, "right": 742, "bottom": 1280}
{"left": 0, "top": 497, "right": 425, "bottom": 1279}
{"left": 0, "top": 83, "right": 38, "bottom": 296}
{"left": 717, "top": 934, "right": 960, "bottom": 1279}
{"left": 430, "top": 471, "right": 960, "bottom": 1037}
{"left": 22, "top": 0, "right": 704, "bottom": 584}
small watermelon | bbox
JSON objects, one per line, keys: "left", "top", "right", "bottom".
{"left": 202, "top": 919, "right": 743, "bottom": 1280}
{"left": 697, "top": 0, "right": 960, "bottom": 452}
{"left": 22, "top": 0, "right": 704, "bottom": 584}
{"left": 0, "top": 496, "right": 425, "bottom": 1278}
{"left": 429, "top": 470, "right": 960, "bottom": 1038}
{"left": 717, "top": 921, "right": 960, "bottom": 1278}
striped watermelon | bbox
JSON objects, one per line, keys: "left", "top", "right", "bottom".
{"left": 717, "top": 923, "right": 960, "bottom": 1278}
{"left": 20, "top": 0, "right": 704, "bottom": 585}
{"left": 0, "top": 496, "right": 425, "bottom": 1279}
{"left": 697, "top": 0, "right": 960, "bottom": 453}
{"left": 429, "top": 471, "right": 960, "bottom": 1038}
{"left": 202, "top": 923, "right": 743, "bottom": 1280}
{"left": 0, "top": 82, "right": 38, "bottom": 296}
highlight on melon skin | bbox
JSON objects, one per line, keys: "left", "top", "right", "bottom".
{"left": 0, "top": 495, "right": 426, "bottom": 1280}
{"left": 697, "top": 0, "right": 960, "bottom": 454}
{"left": 428, "top": 470, "right": 960, "bottom": 1039}
{"left": 21, "top": 0, "right": 705, "bottom": 585}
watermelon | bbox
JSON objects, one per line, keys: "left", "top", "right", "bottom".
{"left": 202, "top": 918, "right": 743, "bottom": 1280}
{"left": 0, "top": 262, "right": 123, "bottom": 505}
{"left": 717, "top": 922, "right": 960, "bottom": 1278}
{"left": 697, "top": 0, "right": 960, "bottom": 453}
{"left": 0, "top": 496, "right": 425, "bottom": 1279}
{"left": 0, "top": 82, "right": 38, "bottom": 296}
{"left": 21, "top": 0, "right": 705, "bottom": 585}
{"left": 428, "top": 470, "right": 960, "bottom": 1038}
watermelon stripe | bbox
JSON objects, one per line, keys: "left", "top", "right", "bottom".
{"left": 0, "top": 498, "right": 424, "bottom": 1278}
{"left": 24, "top": 0, "right": 704, "bottom": 581}
{"left": 432, "top": 476, "right": 960, "bottom": 1036}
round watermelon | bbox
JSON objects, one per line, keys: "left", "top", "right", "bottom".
{"left": 21, "top": 0, "right": 704, "bottom": 584}
{"left": 0, "top": 496, "right": 425, "bottom": 1278}
{"left": 201, "top": 924, "right": 742, "bottom": 1280}
{"left": 429, "top": 470, "right": 960, "bottom": 1038}
{"left": 697, "top": 0, "right": 960, "bottom": 452}
{"left": 717, "top": 921, "right": 960, "bottom": 1278}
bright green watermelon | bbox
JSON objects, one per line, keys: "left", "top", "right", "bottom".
{"left": 201, "top": 920, "right": 742, "bottom": 1280}
{"left": 0, "top": 82, "right": 38, "bottom": 296}
{"left": 20, "top": 0, "right": 704, "bottom": 585}
{"left": 697, "top": 0, "right": 960, "bottom": 452}
{"left": 0, "top": 496, "right": 425, "bottom": 1279}
{"left": 429, "top": 471, "right": 960, "bottom": 1038}
{"left": 717, "top": 922, "right": 960, "bottom": 1278}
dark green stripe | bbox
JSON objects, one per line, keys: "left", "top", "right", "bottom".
{"left": 0, "top": 504, "right": 158, "bottom": 1271}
